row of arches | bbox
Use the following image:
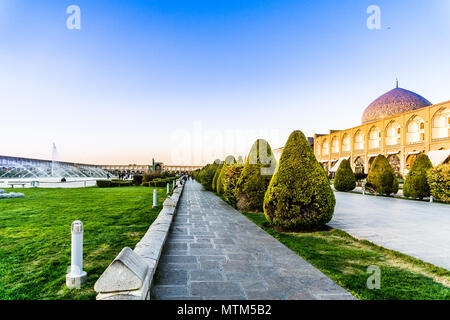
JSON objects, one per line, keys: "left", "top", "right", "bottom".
{"left": 318, "top": 108, "right": 449, "bottom": 156}
{"left": 324, "top": 153, "right": 419, "bottom": 177}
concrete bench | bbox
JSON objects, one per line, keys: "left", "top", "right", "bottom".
{"left": 8, "top": 182, "right": 27, "bottom": 188}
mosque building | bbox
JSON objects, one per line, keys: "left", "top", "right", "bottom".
{"left": 313, "top": 81, "right": 450, "bottom": 177}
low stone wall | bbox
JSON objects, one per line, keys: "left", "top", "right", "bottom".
{"left": 94, "top": 182, "right": 184, "bottom": 300}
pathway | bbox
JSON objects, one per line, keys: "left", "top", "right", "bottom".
{"left": 151, "top": 180, "right": 354, "bottom": 300}
{"left": 331, "top": 192, "right": 450, "bottom": 270}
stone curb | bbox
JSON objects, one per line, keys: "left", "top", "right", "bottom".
{"left": 94, "top": 181, "right": 185, "bottom": 300}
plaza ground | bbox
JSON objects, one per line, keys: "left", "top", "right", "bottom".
{"left": 331, "top": 192, "right": 450, "bottom": 270}
{"left": 152, "top": 181, "right": 354, "bottom": 300}
{"left": 0, "top": 186, "right": 167, "bottom": 300}
{"left": 153, "top": 181, "right": 450, "bottom": 300}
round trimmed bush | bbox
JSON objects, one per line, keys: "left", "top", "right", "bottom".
{"left": 334, "top": 159, "right": 356, "bottom": 192}
{"left": 223, "top": 164, "right": 244, "bottom": 206}
{"left": 403, "top": 154, "right": 433, "bottom": 200}
{"left": 427, "top": 163, "right": 450, "bottom": 203}
{"left": 217, "top": 156, "right": 236, "bottom": 194}
{"left": 235, "top": 139, "right": 277, "bottom": 212}
{"left": 263, "top": 130, "right": 335, "bottom": 230}
{"left": 366, "top": 155, "right": 399, "bottom": 196}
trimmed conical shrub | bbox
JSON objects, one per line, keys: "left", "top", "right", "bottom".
{"left": 403, "top": 154, "right": 433, "bottom": 200}
{"left": 334, "top": 159, "right": 356, "bottom": 192}
{"left": 212, "top": 161, "right": 223, "bottom": 192}
{"left": 366, "top": 155, "right": 399, "bottom": 196}
{"left": 427, "top": 163, "right": 450, "bottom": 203}
{"left": 263, "top": 131, "right": 335, "bottom": 230}
{"left": 223, "top": 164, "right": 244, "bottom": 206}
{"left": 217, "top": 156, "right": 236, "bottom": 194}
{"left": 198, "top": 163, "right": 219, "bottom": 191}
{"left": 235, "top": 139, "right": 277, "bottom": 212}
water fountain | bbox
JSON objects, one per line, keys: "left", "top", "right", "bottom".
{"left": 0, "top": 143, "right": 116, "bottom": 187}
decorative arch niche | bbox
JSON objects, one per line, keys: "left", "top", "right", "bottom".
{"left": 385, "top": 121, "right": 401, "bottom": 146}
{"left": 368, "top": 126, "right": 381, "bottom": 150}
{"left": 432, "top": 107, "right": 449, "bottom": 140}
{"left": 406, "top": 115, "right": 425, "bottom": 144}
{"left": 354, "top": 130, "right": 364, "bottom": 151}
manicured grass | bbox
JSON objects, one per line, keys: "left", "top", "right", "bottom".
{"left": 241, "top": 211, "right": 450, "bottom": 300}
{"left": 0, "top": 186, "right": 167, "bottom": 300}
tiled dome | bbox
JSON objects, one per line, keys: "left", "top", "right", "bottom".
{"left": 362, "top": 86, "right": 432, "bottom": 124}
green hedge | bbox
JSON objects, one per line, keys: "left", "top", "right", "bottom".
{"left": 334, "top": 159, "right": 356, "bottom": 192}
{"left": 263, "top": 130, "right": 335, "bottom": 230}
{"left": 223, "top": 164, "right": 244, "bottom": 207}
{"left": 366, "top": 155, "right": 398, "bottom": 196}
{"left": 97, "top": 180, "right": 133, "bottom": 188}
{"left": 212, "top": 163, "right": 223, "bottom": 192}
{"left": 403, "top": 154, "right": 433, "bottom": 200}
{"left": 217, "top": 156, "right": 236, "bottom": 194}
{"left": 142, "top": 178, "right": 175, "bottom": 187}
{"left": 427, "top": 163, "right": 450, "bottom": 203}
{"left": 96, "top": 180, "right": 111, "bottom": 188}
{"left": 235, "top": 139, "right": 276, "bottom": 212}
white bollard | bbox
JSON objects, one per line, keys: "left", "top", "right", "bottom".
{"left": 430, "top": 195, "right": 434, "bottom": 203}
{"left": 66, "top": 220, "right": 87, "bottom": 289}
{"left": 153, "top": 189, "right": 157, "bottom": 208}
{"left": 167, "top": 183, "right": 170, "bottom": 194}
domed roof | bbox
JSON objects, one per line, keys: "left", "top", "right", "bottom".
{"left": 362, "top": 85, "right": 432, "bottom": 124}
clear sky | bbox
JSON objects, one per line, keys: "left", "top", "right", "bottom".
{"left": 0, "top": 0, "right": 449, "bottom": 165}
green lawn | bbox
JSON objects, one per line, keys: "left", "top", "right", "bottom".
{"left": 0, "top": 186, "right": 167, "bottom": 300}
{"left": 242, "top": 211, "right": 450, "bottom": 300}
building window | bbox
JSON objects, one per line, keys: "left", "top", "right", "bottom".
{"left": 331, "top": 137, "right": 339, "bottom": 154}
{"left": 342, "top": 134, "right": 351, "bottom": 152}
{"left": 368, "top": 126, "right": 381, "bottom": 149}
{"left": 432, "top": 108, "right": 449, "bottom": 140}
{"left": 354, "top": 131, "right": 364, "bottom": 151}
{"left": 406, "top": 116, "right": 425, "bottom": 144}
{"left": 386, "top": 121, "right": 401, "bottom": 146}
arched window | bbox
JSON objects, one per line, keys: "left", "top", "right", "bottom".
{"left": 354, "top": 130, "right": 364, "bottom": 151}
{"left": 331, "top": 136, "right": 339, "bottom": 154}
{"left": 342, "top": 134, "right": 351, "bottom": 152}
{"left": 368, "top": 126, "right": 381, "bottom": 150}
{"left": 432, "top": 107, "right": 449, "bottom": 140}
{"left": 322, "top": 140, "right": 329, "bottom": 156}
{"left": 406, "top": 116, "right": 425, "bottom": 144}
{"left": 385, "top": 121, "right": 401, "bottom": 146}
{"left": 354, "top": 157, "right": 364, "bottom": 174}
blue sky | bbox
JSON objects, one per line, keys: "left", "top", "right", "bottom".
{"left": 0, "top": 0, "right": 449, "bottom": 165}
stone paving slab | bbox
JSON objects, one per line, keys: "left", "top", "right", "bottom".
{"left": 151, "top": 180, "right": 355, "bottom": 300}
{"left": 331, "top": 192, "right": 450, "bottom": 270}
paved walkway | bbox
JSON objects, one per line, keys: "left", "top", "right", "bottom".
{"left": 331, "top": 192, "right": 450, "bottom": 270}
{"left": 151, "top": 180, "right": 354, "bottom": 300}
